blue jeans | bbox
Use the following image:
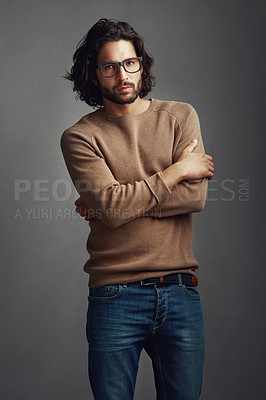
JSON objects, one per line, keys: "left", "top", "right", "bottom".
{"left": 86, "top": 279, "right": 205, "bottom": 400}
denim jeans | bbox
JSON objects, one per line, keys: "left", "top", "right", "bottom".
{"left": 86, "top": 278, "right": 205, "bottom": 400}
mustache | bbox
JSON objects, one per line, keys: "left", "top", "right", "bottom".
{"left": 114, "top": 82, "right": 134, "bottom": 89}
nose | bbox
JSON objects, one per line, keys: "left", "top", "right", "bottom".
{"left": 116, "top": 65, "right": 128, "bottom": 81}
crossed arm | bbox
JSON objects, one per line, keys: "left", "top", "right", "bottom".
{"left": 75, "top": 137, "right": 213, "bottom": 221}
{"left": 62, "top": 106, "right": 214, "bottom": 228}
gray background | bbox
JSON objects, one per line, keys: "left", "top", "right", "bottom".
{"left": 1, "top": 0, "right": 265, "bottom": 399}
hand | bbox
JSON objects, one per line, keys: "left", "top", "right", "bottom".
{"left": 75, "top": 197, "right": 95, "bottom": 221}
{"left": 177, "top": 139, "right": 214, "bottom": 180}
{"left": 161, "top": 139, "right": 214, "bottom": 190}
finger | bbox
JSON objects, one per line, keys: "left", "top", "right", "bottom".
{"left": 75, "top": 197, "right": 83, "bottom": 206}
{"left": 207, "top": 160, "right": 214, "bottom": 167}
{"left": 205, "top": 160, "right": 214, "bottom": 172}
{"left": 76, "top": 206, "right": 90, "bottom": 215}
{"left": 85, "top": 214, "right": 95, "bottom": 221}
{"left": 79, "top": 209, "right": 89, "bottom": 217}
{"left": 207, "top": 172, "right": 214, "bottom": 180}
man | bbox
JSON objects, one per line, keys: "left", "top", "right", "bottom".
{"left": 61, "top": 18, "right": 214, "bottom": 400}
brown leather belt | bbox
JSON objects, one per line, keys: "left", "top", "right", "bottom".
{"left": 139, "top": 273, "right": 198, "bottom": 286}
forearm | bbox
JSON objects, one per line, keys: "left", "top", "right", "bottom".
{"left": 141, "top": 178, "right": 208, "bottom": 218}
{"left": 61, "top": 131, "right": 172, "bottom": 228}
{"left": 79, "top": 172, "right": 172, "bottom": 228}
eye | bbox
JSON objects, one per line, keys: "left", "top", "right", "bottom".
{"left": 125, "top": 59, "right": 136, "bottom": 67}
{"left": 103, "top": 63, "right": 115, "bottom": 72}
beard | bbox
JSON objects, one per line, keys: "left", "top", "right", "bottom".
{"left": 99, "top": 79, "right": 142, "bottom": 105}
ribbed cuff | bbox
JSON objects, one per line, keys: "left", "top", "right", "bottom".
{"left": 144, "top": 171, "right": 172, "bottom": 203}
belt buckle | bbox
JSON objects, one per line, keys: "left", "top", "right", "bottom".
{"left": 140, "top": 277, "right": 164, "bottom": 286}
{"left": 140, "top": 279, "right": 156, "bottom": 286}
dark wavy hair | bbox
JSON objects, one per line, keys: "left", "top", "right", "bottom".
{"left": 64, "top": 18, "right": 155, "bottom": 108}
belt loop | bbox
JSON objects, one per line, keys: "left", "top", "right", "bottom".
{"left": 177, "top": 273, "right": 182, "bottom": 287}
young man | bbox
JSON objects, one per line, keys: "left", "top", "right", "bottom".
{"left": 61, "top": 18, "right": 214, "bottom": 400}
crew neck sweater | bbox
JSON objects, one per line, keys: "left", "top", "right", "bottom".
{"left": 61, "top": 98, "right": 208, "bottom": 287}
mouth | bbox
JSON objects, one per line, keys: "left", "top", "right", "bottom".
{"left": 116, "top": 82, "right": 134, "bottom": 93}
{"left": 116, "top": 86, "right": 132, "bottom": 93}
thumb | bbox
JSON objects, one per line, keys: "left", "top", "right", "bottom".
{"left": 184, "top": 139, "right": 198, "bottom": 153}
{"left": 75, "top": 196, "right": 82, "bottom": 206}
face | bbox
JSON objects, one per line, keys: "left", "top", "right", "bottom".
{"left": 95, "top": 40, "right": 143, "bottom": 105}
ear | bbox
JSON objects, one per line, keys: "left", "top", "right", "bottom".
{"left": 92, "top": 72, "right": 98, "bottom": 86}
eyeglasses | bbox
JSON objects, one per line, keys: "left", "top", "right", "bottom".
{"left": 97, "top": 57, "right": 142, "bottom": 78}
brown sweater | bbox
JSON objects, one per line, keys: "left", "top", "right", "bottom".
{"left": 61, "top": 99, "right": 208, "bottom": 287}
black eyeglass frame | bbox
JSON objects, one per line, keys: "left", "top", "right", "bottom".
{"left": 97, "top": 57, "right": 143, "bottom": 78}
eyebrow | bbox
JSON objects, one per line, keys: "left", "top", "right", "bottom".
{"left": 98, "top": 56, "right": 137, "bottom": 64}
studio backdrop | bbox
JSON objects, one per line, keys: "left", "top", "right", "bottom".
{"left": 1, "top": 1, "right": 265, "bottom": 399}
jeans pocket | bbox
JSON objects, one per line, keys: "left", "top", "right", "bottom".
{"left": 182, "top": 284, "right": 201, "bottom": 298}
{"left": 88, "top": 284, "right": 123, "bottom": 301}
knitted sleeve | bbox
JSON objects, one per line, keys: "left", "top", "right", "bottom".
{"left": 142, "top": 104, "right": 208, "bottom": 218}
{"left": 60, "top": 129, "right": 172, "bottom": 228}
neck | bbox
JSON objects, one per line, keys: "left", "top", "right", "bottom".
{"left": 102, "top": 97, "right": 150, "bottom": 116}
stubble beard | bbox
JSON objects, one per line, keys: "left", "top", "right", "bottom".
{"left": 100, "top": 79, "right": 142, "bottom": 105}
